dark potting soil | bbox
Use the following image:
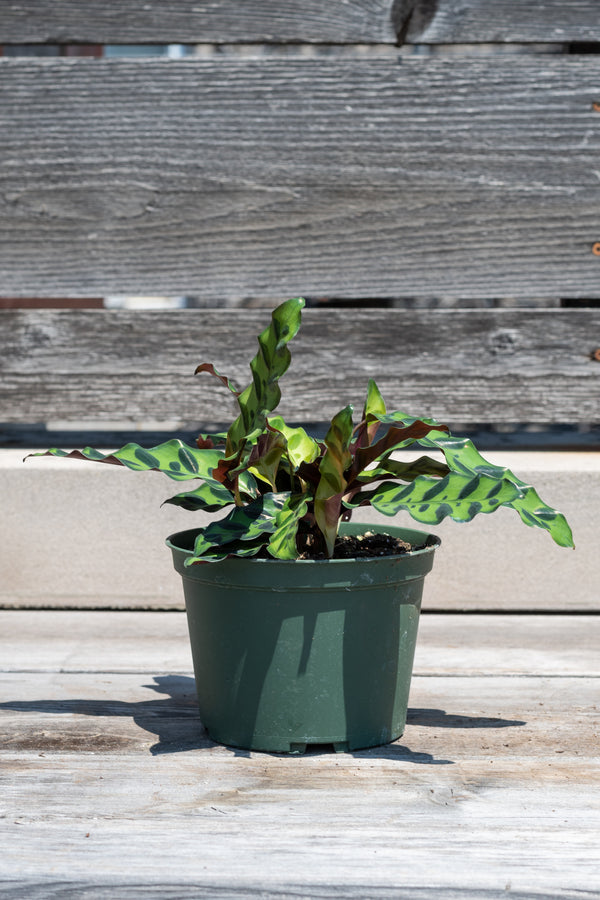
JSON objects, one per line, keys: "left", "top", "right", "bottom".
{"left": 333, "top": 531, "right": 413, "bottom": 559}
{"left": 297, "top": 530, "right": 426, "bottom": 560}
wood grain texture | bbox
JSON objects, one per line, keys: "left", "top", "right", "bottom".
{"left": 1, "top": 611, "right": 598, "bottom": 676}
{"left": 1, "top": 660, "right": 598, "bottom": 895}
{"left": 1, "top": 672, "right": 598, "bottom": 762}
{"left": 1, "top": 611, "right": 598, "bottom": 896}
{"left": 399, "top": 0, "right": 600, "bottom": 44}
{"left": 1, "top": 308, "right": 598, "bottom": 424}
{"left": 2, "top": 0, "right": 600, "bottom": 46}
{"left": 1, "top": 57, "right": 600, "bottom": 300}
{"left": 0, "top": 0, "right": 397, "bottom": 45}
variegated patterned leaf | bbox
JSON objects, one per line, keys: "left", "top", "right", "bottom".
{"left": 163, "top": 481, "right": 235, "bottom": 512}
{"left": 28, "top": 440, "right": 224, "bottom": 482}
{"left": 186, "top": 492, "right": 290, "bottom": 564}
{"left": 366, "top": 409, "right": 574, "bottom": 548}
{"left": 247, "top": 430, "right": 287, "bottom": 489}
{"left": 268, "top": 494, "right": 309, "bottom": 560}
{"left": 225, "top": 297, "right": 305, "bottom": 458}
{"left": 314, "top": 405, "right": 354, "bottom": 557}
{"left": 416, "top": 430, "right": 575, "bottom": 548}
{"left": 356, "top": 455, "right": 450, "bottom": 485}
{"left": 345, "top": 471, "right": 522, "bottom": 525}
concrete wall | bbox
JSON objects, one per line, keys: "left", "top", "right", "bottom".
{"left": 2, "top": 449, "right": 597, "bottom": 611}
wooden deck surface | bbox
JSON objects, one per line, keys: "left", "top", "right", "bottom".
{"left": 1, "top": 610, "right": 598, "bottom": 898}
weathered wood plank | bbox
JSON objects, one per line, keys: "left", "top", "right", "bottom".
{"left": 2, "top": 611, "right": 599, "bottom": 677}
{"left": 1, "top": 57, "right": 600, "bottom": 300}
{"left": 2, "top": 0, "right": 600, "bottom": 46}
{"left": 1, "top": 608, "right": 598, "bottom": 898}
{"left": 0, "top": 888, "right": 592, "bottom": 900}
{"left": 400, "top": 0, "right": 600, "bottom": 45}
{"left": 0, "top": 0, "right": 397, "bottom": 45}
{"left": 0, "top": 805, "right": 598, "bottom": 899}
{"left": 0, "top": 672, "right": 598, "bottom": 895}
{"left": 1, "top": 671, "right": 598, "bottom": 762}
{"left": 1, "top": 308, "right": 599, "bottom": 424}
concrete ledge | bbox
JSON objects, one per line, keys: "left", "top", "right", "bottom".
{"left": 2, "top": 449, "right": 598, "bottom": 611}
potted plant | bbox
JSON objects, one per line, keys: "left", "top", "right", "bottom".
{"left": 30, "top": 297, "right": 574, "bottom": 754}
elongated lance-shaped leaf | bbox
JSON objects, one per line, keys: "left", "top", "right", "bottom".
{"left": 355, "top": 455, "right": 450, "bottom": 485}
{"left": 27, "top": 440, "right": 225, "bottom": 482}
{"left": 351, "top": 418, "right": 447, "bottom": 480}
{"left": 185, "top": 538, "right": 267, "bottom": 564}
{"left": 314, "top": 405, "right": 354, "bottom": 557}
{"left": 423, "top": 432, "right": 574, "bottom": 547}
{"left": 186, "top": 492, "right": 290, "bottom": 564}
{"left": 354, "top": 378, "right": 387, "bottom": 448}
{"left": 225, "top": 298, "right": 305, "bottom": 460}
{"left": 194, "top": 363, "right": 241, "bottom": 395}
{"left": 268, "top": 494, "right": 309, "bottom": 560}
{"left": 163, "top": 481, "right": 235, "bottom": 513}
{"left": 171, "top": 469, "right": 258, "bottom": 514}
{"left": 345, "top": 471, "right": 522, "bottom": 526}
{"left": 247, "top": 429, "right": 287, "bottom": 490}
{"left": 365, "top": 409, "right": 574, "bottom": 548}
{"left": 416, "top": 428, "right": 574, "bottom": 547}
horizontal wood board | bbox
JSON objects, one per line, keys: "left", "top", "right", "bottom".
{"left": 2, "top": 611, "right": 599, "bottom": 676}
{"left": 3, "top": 671, "right": 597, "bottom": 763}
{"left": 400, "top": 0, "right": 600, "bottom": 45}
{"left": 2, "top": 308, "right": 599, "bottom": 423}
{"left": 1, "top": 0, "right": 600, "bottom": 45}
{"left": 0, "top": 0, "right": 397, "bottom": 46}
{"left": 1, "top": 57, "right": 600, "bottom": 300}
{"left": 0, "top": 610, "right": 598, "bottom": 898}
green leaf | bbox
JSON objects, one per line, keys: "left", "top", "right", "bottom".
{"left": 184, "top": 538, "right": 267, "bottom": 564}
{"left": 163, "top": 481, "right": 235, "bottom": 512}
{"left": 363, "top": 378, "right": 387, "bottom": 421}
{"left": 225, "top": 297, "right": 305, "bottom": 458}
{"left": 346, "top": 471, "right": 522, "bottom": 525}
{"left": 28, "top": 440, "right": 224, "bottom": 482}
{"left": 268, "top": 494, "right": 309, "bottom": 560}
{"left": 352, "top": 418, "right": 448, "bottom": 477}
{"left": 314, "top": 405, "right": 354, "bottom": 557}
{"left": 185, "top": 492, "right": 290, "bottom": 564}
{"left": 363, "top": 408, "right": 574, "bottom": 548}
{"left": 416, "top": 430, "right": 575, "bottom": 548}
{"left": 355, "top": 378, "right": 387, "bottom": 447}
{"left": 267, "top": 415, "right": 320, "bottom": 468}
{"left": 247, "top": 430, "right": 287, "bottom": 489}
{"left": 356, "top": 455, "right": 450, "bottom": 485}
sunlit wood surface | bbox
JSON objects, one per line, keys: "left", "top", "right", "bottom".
{"left": 1, "top": 610, "right": 598, "bottom": 898}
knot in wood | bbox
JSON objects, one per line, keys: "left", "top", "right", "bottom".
{"left": 488, "top": 329, "right": 518, "bottom": 356}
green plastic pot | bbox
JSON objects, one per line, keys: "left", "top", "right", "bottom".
{"left": 167, "top": 522, "right": 440, "bottom": 754}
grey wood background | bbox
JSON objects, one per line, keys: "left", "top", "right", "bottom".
{"left": 1, "top": 56, "right": 600, "bottom": 300}
{"left": 2, "top": 308, "right": 599, "bottom": 424}
{"left": 2, "top": 0, "right": 600, "bottom": 45}
{"left": 398, "top": 0, "right": 600, "bottom": 45}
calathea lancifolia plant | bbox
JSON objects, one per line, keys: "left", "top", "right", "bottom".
{"left": 30, "top": 297, "right": 574, "bottom": 561}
